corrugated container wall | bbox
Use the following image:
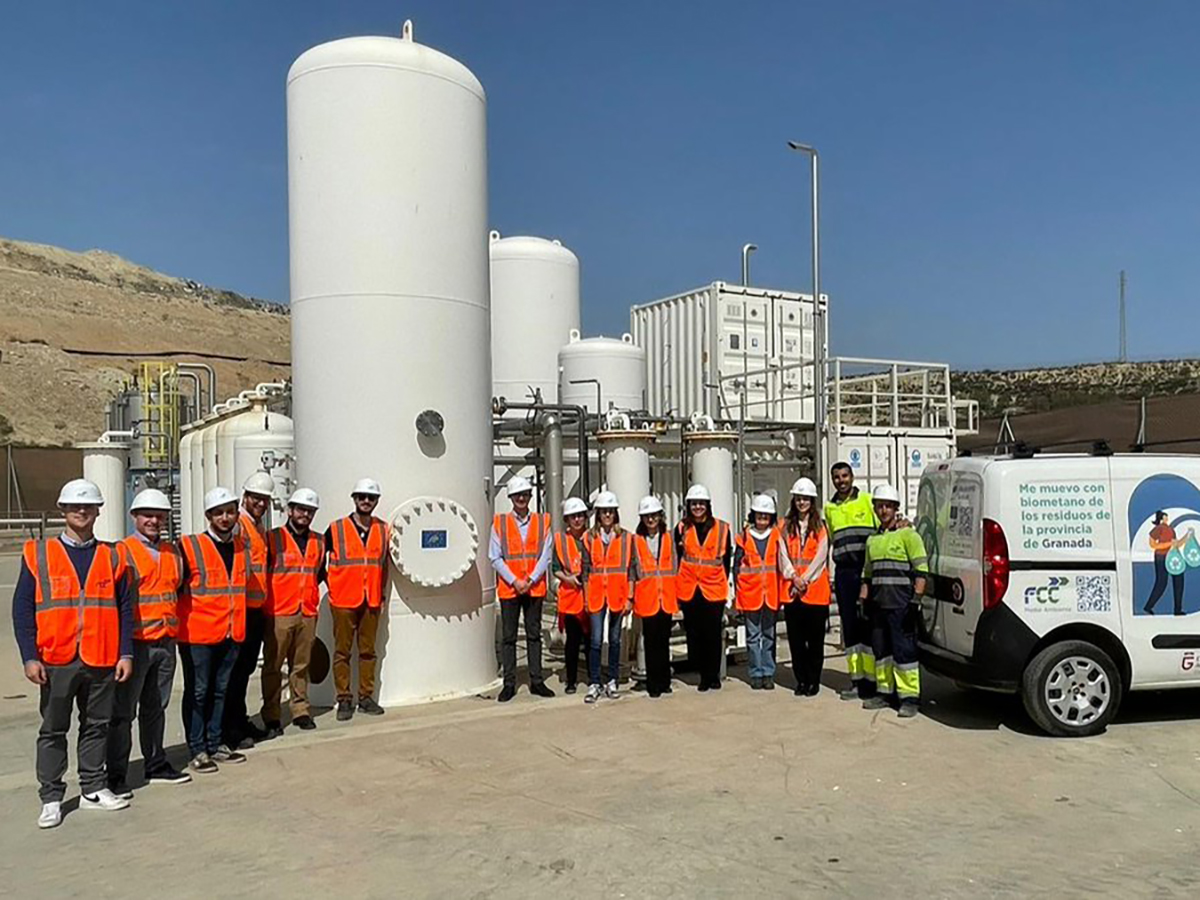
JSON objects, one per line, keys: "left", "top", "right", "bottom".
{"left": 630, "top": 283, "right": 826, "bottom": 423}
{"left": 287, "top": 24, "right": 497, "bottom": 706}
{"left": 489, "top": 233, "right": 580, "bottom": 408}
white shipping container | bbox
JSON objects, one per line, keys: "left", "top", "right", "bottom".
{"left": 826, "top": 426, "right": 954, "bottom": 517}
{"left": 630, "top": 282, "right": 827, "bottom": 422}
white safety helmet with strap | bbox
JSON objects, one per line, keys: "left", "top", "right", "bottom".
{"left": 872, "top": 484, "right": 902, "bottom": 505}
{"left": 129, "top": 488, "right": 171, "bottom": 512}
{"left": 562, "top": 497, "right": 589, "bottom": 517}
{"left": 204, "top": 486, "right": 239, "bottom": 512}
{"left": 790, "top": 477, "right": 818, "bottom": 498}
{"left": 750, "top": 493, "right": 777, "bottom": 516}
{"left": 506, "top": 476, "right": 533, "bottom": 497}
{"left": 58, "top": 478, "right": 105, "bottom": 507}
{"left": 242, "top": 471, "right": 276, "bottom": 497}
{"left": 351, "top": 477, "right": 382, "bottom": 497}
{"left": 685, "top": 484, "right": 712, "bottom": 503}
{"left": 288, "top": 487, "right": 321, "bottom": 510}
{"left": 637, "top": 495, "right": 664, "bottom": 516}
{"left": 593, "top": 491, "right": 620, "bottom": 509}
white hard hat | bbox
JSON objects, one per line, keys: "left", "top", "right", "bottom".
{"left": 873, "top": 484, "right": 902, "bottom": 505}
{"left": 685, "top": 484, "right": 712, "bottom": 503}
{"left": 351, "top": 477, "right": 382, "bottom": 497}
{"left": 129, "top": 488, "right": 171, "bottom": 512}
{"left": 790, "top": 477, "right": 818, "bottom": 498}
{"left": 242, "top": 471, "right": 276, "bottom": 497}
{"left": 562, "top": 497, "right": 589, "bottom": 516}
{"left": 593, "top": 491, "right": 620, "bottom": 509}
{"left": 637, "top": 495, "right": 664, "bottom": 516}
{"left": 506, "top": 476, "right": 533, "bottom": 497}
{"left": 58, "top": 478, "right": 104, "bottom": 507}
{"left": 204, "top": 486, "right": 239, "bottom": 512}
{"left": 750, "top": 494, "right": 777, "bottom": 516}
{"left": 288, "top": 488, "right": 321, "bottom": 510}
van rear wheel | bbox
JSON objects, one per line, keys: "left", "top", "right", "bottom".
{"left": 1021, "top": 640, "right": 1122, "bottom": 737}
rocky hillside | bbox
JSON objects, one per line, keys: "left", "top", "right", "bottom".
{"left": 954, "top": 360, "right": 1200, "bottom": 419}
{"left": 0, "top": 237, "right": 290, "bottom": 446}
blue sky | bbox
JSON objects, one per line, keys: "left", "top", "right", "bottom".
{"left": 2, "top": 1, "right": 1197, "bottom": 369}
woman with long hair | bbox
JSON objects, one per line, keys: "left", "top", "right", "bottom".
{"left": 779, "top": 478, "right": 831, "bottom": 696}
{"left": 552, "top": 497, "right": 590, "bottom": 694}
{"left": 583, "top": 492, "right": 632, "bottom": 703}
{"left": 673, "top": 484, "right": 733, "bottom": 692}
{"left": 630, "top": 495, "right": 677, "bottom": 698}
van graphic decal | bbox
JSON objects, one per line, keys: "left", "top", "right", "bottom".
{"left": 1128, "top": 474, "right": 1200, "bottom": 617}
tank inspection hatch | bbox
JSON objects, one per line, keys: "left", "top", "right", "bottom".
{"left": 389, "top": 496, "right": 479, "bottom": 588}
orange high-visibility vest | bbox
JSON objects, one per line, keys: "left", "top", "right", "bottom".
{"left": 553, "top": 531, "right": 586, "bottom": 616}
{"left": 494, "top": 513, "right": 550, "bottom": 600}
{"left": 632, "top": 532, "right": 678, "bottom": 617}
{"left": 266, "top": 527, "right": 325, "bottom": 617}
{"left": 23, "top": 538, "right": 124, "bottom": 667}
{"left": 585, "top": 530, "right": 632, "bottom": 614}
{"left": 675, "top": 519, "right": 730, "bottom": 603}
{"left": 326, "top": 516, "right": 388, "bottom": 609}
{"left": 240, "top": 511, "right": 269, "bottom": 609}
{"left": 779, "top": 523, "right": 831, "bottom": 606}
{"left": 735, "top": 528, "right": 781, "bottom": 612}
{"left": 177, "top": 533, "right": 248, "bottom": 645}
{"left": 119, "top": 535, "right": 182, "bottom": 641}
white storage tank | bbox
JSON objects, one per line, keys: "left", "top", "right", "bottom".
{"left": 78, "top": 441, "right": 130, "bottom": 542}
{"left": 597, "top": 419, "right": 655, "bottom": 527}
{"left": 231, "top": 402, "right": 294, "bottom": 530}
{"left": 558, "top": 330, "right": 647, "bottom": 414}
{"left": 490, "top": 232, "right": 580, "bottom": 408}
{"left": 179, "top": 427, "right": 197, "bottom": 533}
{"left": 288, "top": 22, "right": 496, "bottom": 706}
{"left": 685, "top": 418, "right": 738, "bottom": 525}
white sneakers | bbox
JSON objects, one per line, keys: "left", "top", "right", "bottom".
{"left": 584, "top": 682, "right": 622, "bottom": 703}
{"left": 80, "top": 787, "right": 131, "bottom": 812}
{"left": 37, "top": 801, "right": 62, "bottom": 829}
{"left": 605, "top": 680, "right": 620, "bottom": 699}
{"left": 584, "top": 684, "right": 602, "bottom": 704}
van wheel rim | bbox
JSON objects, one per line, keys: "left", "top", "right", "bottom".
{"left": 1043, "top": 656, "right": 1110, "bottom": 727}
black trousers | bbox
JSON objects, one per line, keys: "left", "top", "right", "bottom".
{"left": 784, "top": 602, "right": 828, "bottom": 690}
{"left": 1145, "top": 555, "right": 1185, "bottom": 615}
{"left": 223, "top": 607, "right": 265, "bottom": 742}
{"left": 641, "top": 611, "right": 674, "bottom": 693}
{"left": 563, "top": 614, "right": 585, "bottom": 687}
{"left": 500, "top": 595, "right": 544, "bottom": 687}
{"left": 680, "top": 593, "right": 725, "bottom": 687}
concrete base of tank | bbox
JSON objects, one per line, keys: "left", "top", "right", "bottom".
{"left": 1, "top": 551, "right": 1198, "bottom": 896}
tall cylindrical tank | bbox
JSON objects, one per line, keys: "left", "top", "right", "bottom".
{"left": 685, "top": 425, "right": 737, "bottom": 525}
{"left": 597, "top": 426, "right": 655, "bottom": 528}
{"left": 216, "top": 405, "right": 250, "bottom": 491}
{"left": 558, "top": 330, "right": 647, "bottom": 414}
{"left": 490, "top": 233, "right": 581, "bottom": 407}
{"left": 179, "top": 428, "right": 196, "bottom": 533}
{"left": 231, "top": 404, "right": 295, "bottom": 531}
{"left": 189, "top": 417, "right": 212, "bottom": 533}
{"left": 78, "top": 441, "right": 130, "bottom": 542}
{"left": 288, "top": 23, "right": 496, "bottom": 706}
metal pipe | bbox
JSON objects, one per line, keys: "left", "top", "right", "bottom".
{"left": 788, "top": 141, "right": 822, "bottom": 483}
{"left": 493, "top": 398, "right": 590, "bottom": 501}
{"left": 177, "top": 363, "right": 217, "bottom": 413}
{"left": 176, "top": 371, "right": 201, "bottom": 423}
{"left": 544, "top": 414, "right": 564, "bottom": 532}
{"left": 741, "top": 243, "right": 757, "bottom": 287}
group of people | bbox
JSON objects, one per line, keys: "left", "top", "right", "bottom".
{"left": 489, "top": 462, "right": 929, "bottom": 716}
{"left": 12, "top": 473, "right": 389, "bottom": 829}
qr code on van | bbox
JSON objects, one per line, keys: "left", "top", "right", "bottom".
{"left": 1076, "top": 575, "right": 1112, "bottom": 613}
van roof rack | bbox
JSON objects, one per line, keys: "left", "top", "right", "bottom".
{"left": 1130, "top": 437, "right": 1200, "bottom": 453}
{"left": 1011, "top": 439, "right": 1112, "bottom": 459}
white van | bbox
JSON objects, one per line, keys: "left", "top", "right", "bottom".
{"left": 917, "top": 449, "right": 1200, "bottom": 736}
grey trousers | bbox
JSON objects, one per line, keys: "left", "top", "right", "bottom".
{"left": 37, "top": 658, "right": 116, "bottom": 803}
{"left": 107, "top": 637, "right": 177, "bottom": 783}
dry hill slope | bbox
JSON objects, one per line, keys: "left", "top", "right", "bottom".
{"left": 0, "top": 237, "right": 290, "bottom": 446}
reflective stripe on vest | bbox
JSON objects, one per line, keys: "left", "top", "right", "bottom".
{"left": 779, "top": 524, "right": 831, "bottom": 606}
{"left": 177, "top": 534, "right": 248, "bottom": 644}
{"left": 553, "top": 531, "right": 585, "bottom": 616}
{"left": 240, "top": 512, "right": 269, "bottom": 608}
{"left": 326, "top": 516, "right": 387, "bottom": 609}
{"left": 266, "top": 528, "right": 325, "bottom": 617}
{"left": 825, "top": 492, "right": 877, "bottom": 564}
{"left": 494, "top": 513, "right": 550, "bottom": 599}
{"left": 25, "top": 539, "right": 122, "bottom": 667}
{"left": 632, "top": 533, "right": 678, "bottom": 617}
{"left": 675, "top": 520, "right": 730, "bottom": 602}
{"left": 120, "top": 535, "right": 181, "bottom": 640}
{"left": 585, "top": 530, "right": 631, "bottom": 613}
{"left": 735, "top": 529, "right": 780, "bottom": 612}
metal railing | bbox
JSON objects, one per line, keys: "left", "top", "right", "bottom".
{"left": 0, "top": 515, "right": 67, "bottom": 540}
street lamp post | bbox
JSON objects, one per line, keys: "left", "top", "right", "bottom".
{"left": 787, "top": 141, "right": 824, "bottom": 489}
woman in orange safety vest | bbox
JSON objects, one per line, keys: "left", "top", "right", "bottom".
{"left": 583, "top": 491, "right": 632, "bottom": 704}
{"left": 673, "top": 484, "right": 732, "bottom": 693}
{"left": 630, "top": 495, "right": 677, "bottom": 698}
{"left": 732, "top": 493, "right": 797, "bottom": 690}
{"left": 779, "top": 478, "right": 831, "bottom": 697}
{"left": 553, "top": 497, "right": 590, "bottom": 694}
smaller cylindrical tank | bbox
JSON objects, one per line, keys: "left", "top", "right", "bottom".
{"left": 78, "top": 441, "right": 130, "bottom": 542}
{"left": 597, "top": 421, "right": 655, "bottom": 527}
{"left": 685, "top": 421, "right": 737, "bottom": 525}
{"left": 179, "top": 427, "right": 196, "bottom": 532}
{"left": 231, "top": 404, "right": 295, "bottom": 530}
{"left": 558, "top": 330, "right": 647, "bottom": 414}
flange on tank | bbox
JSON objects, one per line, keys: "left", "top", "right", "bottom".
{"left": 288, "top": 20, "right": 497, "bottom": 706}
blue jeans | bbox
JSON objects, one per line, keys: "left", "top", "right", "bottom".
{"left": 180, "top": 639, "right": 239, "bottom": 757}
{"left": 745, "top": 608, "right": 777, "bottom": 678}
{"left": 588, "top": 609, "right": 624, "bottom": 685}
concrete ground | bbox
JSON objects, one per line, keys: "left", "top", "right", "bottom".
{"left": 3, "top": 553, "right": 1200, "bottom": 898}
